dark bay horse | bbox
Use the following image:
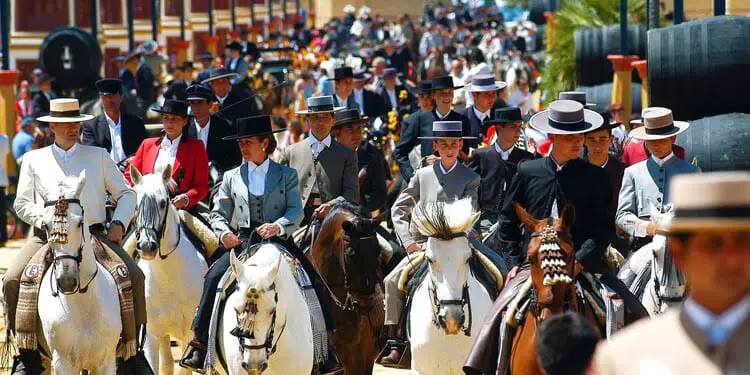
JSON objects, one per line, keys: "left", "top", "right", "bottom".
{"left": 509, "top": 202, "right": 600, "bottom": 375}
{"left": 308, "top": 203, "right": 385, "bottom": 375}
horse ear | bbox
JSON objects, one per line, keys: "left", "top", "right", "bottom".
{"left": 513, "top": 201, "right": 537, "bottom": 230}
{"left": 561, "top": 203, "right": 576, "bottom": 230}
{"left": 161, "top": 164, "right": 173, "bottom": 185}
{"left": 74, "top": 170, "right": 87, "bottom": 199}
{"left": 230, "top": 249, "right": 243, "bottom": 280}
{"left": 130, "top": 164, "right": 142, "bottom": 185}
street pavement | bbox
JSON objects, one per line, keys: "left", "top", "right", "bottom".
{"left": 0, "top": 239, "right": 409, "bottom": 374}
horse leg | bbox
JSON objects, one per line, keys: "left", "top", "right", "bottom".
{"left": 92, "top": 358, "right": 117, "bottom": 375}
{"left": 50, "top": 354, "right": 77, "bottom": 375}
{"left": 142, "top": 333, "right": 161, "bottom": 375}
{"left": 158, "top": 335, "right": 174, "bottom": 375}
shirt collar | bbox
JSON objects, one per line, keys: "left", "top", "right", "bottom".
{"left": 683, "top": 296, "right": 750, "bottom": 345}
{"left": 435, "top": 108, "right": 451, "bottom": 120}
{"left": 439, "top": 159, "right": 458, "bottom": 175}
{"left": 335, "top": 94, "right": 349, "bottom": 105}
{"left": 310, "top": 133, "right": 332, "bottom": 148}
{"left": 216, "top": 94, "right": 228, "bottom": 104}
{"left": 494, "top": 143, "right": 514, "bottom": 160}
{"left": 247, "top": 157, "right": 270, "bottom": 174}
{"left": 473, "top": 106, "right": 490, "bottom": 120}
{"left": 651, "top": 152, "right": 675, "bottom": 167}
{"left": 104, "top": 111, "right": 121, "bottom": 128}
{"left": 195, "top": 117, "right": 211, "bottom": 131}
{"left": 161, "top": 135, "right": 182, "bottom": 148}
{"left": 549, "top": 154, "right": 567, "bottom": 172}
{"left": 52, "top": 142, "right": 79, "bottom": 159}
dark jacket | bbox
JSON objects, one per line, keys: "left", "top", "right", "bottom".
{"left": 135, "top": 61, "right": 158, "bottom": 104}
{"left": 377, "top": 85, "right": 415, "bottom": 113}
{"left": 357, "top": 141, "right": 388, "bottom": 211}
{"left": 602, "top": 157, "right": 626, "bottom": 219}
{"left": 185, "top": 114, "right": 243, "bottom": 173}
{"left": 218, "top": 86, "right": 259, "bottom": 125}
{"left": 118, "top": 68, "right": 136, "bottom": 96}
{"left": 81, "top": 111, "right": 148, "bottom": 158}
{"left": 492, "top": 157, "right": 614, "bottom": 268}
{"left": 374, "top": 47, "right": 414, "bottom": 75}
{"left": 164, "top": 79, "right": 188, "bottom": 101}
{"left": 355, "top": 88, "right": 388, "bottom": 119}
{"left": 31, "top": 92, "right": 51, "bottom": 117}
{"left": 457, "top": 106, "right": 493, "bottom": 150}
{"left": 467, "top": 145, "right": 534, "bottom": 214}
{"left": 393, "top": 108, "right": 471, "bottom": 183}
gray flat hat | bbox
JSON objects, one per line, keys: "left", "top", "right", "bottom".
{"left": 295, "top": 95, "right": 346, "bottom": 115}
{"left": 419, "top": 121, "right": 477, "bottom": 139}
{"left": 529, "top": 100, "right": 604, "bottom": 135}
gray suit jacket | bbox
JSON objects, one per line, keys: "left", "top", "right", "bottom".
{"left": 392, "top": 162, "right": 480, "bottom": 248}
{"left": 210, "top": 160, "right": 303, "bottom": 242}
{"left": 279, "top": 136, "right": 359, "bottom": 207}
{"left": 616, "top": 156, "right": 699, "bottom": 237}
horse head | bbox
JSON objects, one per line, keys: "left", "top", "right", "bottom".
{"left": 41, "top": 171, "right": 88, "bottom": 295}
{"left": 229, "top": 247, "right": 286, "bottom": 374}
{"left": 649, "top": 203, "right": 684, "bottom": 311}
{"left": 341, "top": 216, "right": 381, "bottom": 304}
{"left": 130, "top": 164, "right": 178, "bottom": 260}
{"left": 413, "top": 198, "right": 480, "bottom": 336}
{"left": 514, "top": 202, "right": 576, "bottom": 322}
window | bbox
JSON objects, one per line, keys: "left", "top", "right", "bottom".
{"left": 15, "top": 0, "right": 69, "bottom": 32}
{"left": 134, "top": 0, "right": 152, "bottom": 19}
{"left": 100, "top": 0, "right": 123, "bottom": 24}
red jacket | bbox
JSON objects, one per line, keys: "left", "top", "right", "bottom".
{"left": 126, "top": 136, "right": 209, "bottom": 209}
{"left": 621, "top": 140, "right": 686, "bottom": 166}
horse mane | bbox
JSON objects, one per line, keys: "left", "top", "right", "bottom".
{"left": 413, "top": 199, "right": 478, "bottom": 240}
{"left": 310, "top": 204, "right": 357, "bottom": 258}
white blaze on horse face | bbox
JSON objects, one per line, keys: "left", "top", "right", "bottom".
{"left": 426, "top": 236, "right": 471, "bottom": 327}
{"left": 133, "top": 172, "right": 173, "bottom": 257}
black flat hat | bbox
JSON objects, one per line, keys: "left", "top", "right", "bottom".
{"left": 414, "top": 80, "right": 432, "bottom": 95}
{"left": 430, "top": 75, "right": 463, "bottom": 90}
{"left": 333, "top": 67, "right": 354, "bottom": 81}
{"left": 223, "top": 115, "right": 285, "bottom": 140}
{"left": 95, "top": 78, "right": 123, "bottom": 96}
{"left": 227, "top": 41, "right": 243, "bottom": 51}
{"left": 333, "top": 109, "right": 370, "bottom": 128}
{"left": 185, "top": 84, "right": 215, "bottom": 101}
{"left": 201, "top": 67, "right": 239, "bottom": 84}
{"left": 151, "top": 99, "right": 191, "bottom": 117}
{"left": 484, "top": 107, "right": 524, "bottom": 126}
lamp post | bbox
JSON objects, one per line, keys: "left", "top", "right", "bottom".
{"left": 209, "top": 0, "right": 214, "bottom": 35}
{"left": 151, "top": 0, "right": 158, "bottom": 41}
{"left": 620, "top": 0, "right": 627, "bottom": 55}
{"left": 231, "top": 0, "right": 236, "bottom": 30}
{"left": 91, "top": 0, "right": 98, "bottom": 41}
{"left": 674, "top": 0, "right": 684, "bottom": 24}
{"left": 0, "top": 0, "right": 8, "bottom": 70}
{"left": 714, "top": 0, "right": 725, "bottom": 15}
{"left": 127, "top": 0, "right": 135, "bottom": 51}
{"left": 180, "top": 0, "right": 185, "bottom": 40}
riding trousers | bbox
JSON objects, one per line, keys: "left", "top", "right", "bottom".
{"left": 191, "top": 227, "right": 335, "bottom": 344}
{"left": 2, "top": 226, "right": 147, "bottom": 333}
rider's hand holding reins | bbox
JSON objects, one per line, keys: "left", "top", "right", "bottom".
{"left": 172, "top": 194, "right": 190, "bottom": 209}
{"left": 505, "top": 266, "right": 519, "bottom": 286}
{"left": 407, "top": 243, "right": 424, "bottom": 254}
{"left": 108, "top": 223, "right": 125, "bottom": 244}
{"left": 256, "top": 223, "right": 281, "bottom": 239}
{"left": 314, "top": 203, "right": 332, "bottom": 219}
{"left": 222, "top": 232, "right": 243, "bottom": 248}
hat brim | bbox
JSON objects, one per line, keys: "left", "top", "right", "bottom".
{"left": 587, "top": 121, "right": 622, "bottom": 132}
{"left": 628, "top": 121, "right": 690, "bottom": 140}
{"left": 431, "top": 84, "right": 464, "bottom": 90}
{"left": 353, "top": 74, "right": 372, "bottom": 82}
{"left": 201, "top": 73, "right": 240, "bottom": 84}
{"left": 333, "top": 116, "right": 370, "bottom": 128}
{"left": 658, "top": 218, "right": 750, "bottom": 234}
{"left": 529, "top": 109, "right": 604, "bottom": 135}
{"left": 295, "top": 106, "right": 346, "bottom": 115}
{"left": 418, "top": 136, "right": 478, "bottom": 140}
{"left": 36, "top": 114, "right": 94, "bottom": 123}
{"left": 187, "top": 95, "right": 214, "bottom": 102}
{"left": 150, "top": 108, "right": 192, "bottom": 117}
{"left": 466, "top": 81, "right": 507, "bottom": 92}
{"left": 222, "top": 128, "right": 285, "bottom": 141}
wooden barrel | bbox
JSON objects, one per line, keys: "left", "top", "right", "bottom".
{"left": 574, "top": 24, "right": 646, "bottom": 87}
{"left": 575, "top": 82, "right": 643, "bottom": 114}
{"left": 648, "top": 15, "right": 750, "bottom": 121}
{"left": 534, "top": 24, "right": 546, "bottom": 52}
{"left": 529, "top": 0, "right": 548, "bottom": 25}
{"left": 39, "top": 27, "right": 103, "bottom": 91}
{"left": 678, "top": 113, "right": 750, "bottom": 171}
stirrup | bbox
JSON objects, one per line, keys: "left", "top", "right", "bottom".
{"left": 178, "top": 340, "right": 207, "bottom": 374}
{"left": 376, "top": 339, "right": 411, "bottom": 369}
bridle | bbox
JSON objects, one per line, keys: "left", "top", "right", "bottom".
{"left": 134, "top": 191, "right": 181, "bottom": 260}
{"left": 425, "top": 232, "right": 473, "bottom": 336}
{"left": 527, "top": 218, "right": 575, "bottom": 323}
{"left": 337, "top": 233, "right": 380, "bottom": 316}
{"left": 233, "top": 282, "right": 287, "bottom": 373}
{"left": 44, "top": 197, "right": 98, "bottom": 296}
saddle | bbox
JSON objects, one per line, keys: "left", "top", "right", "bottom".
{"left": 122, "top": 210, "right": 219, "bottom": 262}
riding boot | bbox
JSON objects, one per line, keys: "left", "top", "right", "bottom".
{"left": 380, "top": 324, "right": 407, "bottom": 365}
{"left": 319, "top": 341, "right": 344, "bottom": 375}
{"left": 11, "top": 349, "right": 43, "bottom": 375}
{"left": 179, "top": 339, "right": 207, "bottom": 374}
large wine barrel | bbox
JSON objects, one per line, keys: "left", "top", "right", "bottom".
{"left": 677, "top": 113, "right": 750, "bottom": 171}
{"left": 575, "top": 82, "right": 643, "bottom": 114}
{"left": 575, "top": 25, "right": 646, "bottom": 87}
{"left": 39, "top": 27, "right": 103, "bottom": 90}
{"left": 529, "top": 0, "right": 548, "bottom": 25}
{"left": 648, "top": 16, "right": 750, "bottom": 121}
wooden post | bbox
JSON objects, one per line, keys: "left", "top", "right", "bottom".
{"left": 632, "top": 60, "right": 648, "bottom": 116}
{"left": 608, "top": 55, "right": 640, "bottom": 130}
{"left": 0, "top": 70, "right": 20, "bottom": 177}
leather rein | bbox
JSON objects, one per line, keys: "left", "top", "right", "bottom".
{"left": 425, "top": 232, "right": 473, "bottom": 336}
{"left": 134, "top": 190, "right": 181, "bottom": 260}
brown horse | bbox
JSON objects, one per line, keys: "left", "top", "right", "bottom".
{"left": 308, "top": 203, "right": 385, "bottom": 375}
{"left": 508, "top": 202, "right": 600, "bottom": 375}
{"left": 424, "top": 48, "right": 449, "bottom": 80}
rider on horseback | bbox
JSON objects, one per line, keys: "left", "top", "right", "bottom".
{"left": 180, "top": 114, "right": 343, "bottom": 374}
{"left": 4, "top": 99, "right": 151, "bottom": 375}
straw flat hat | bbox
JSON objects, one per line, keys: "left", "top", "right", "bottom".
{"left": 36, "top": 99, "right": 94, "bottom": 123}
{"left": 629, "top": 107, "right": 690, "bottom": 140}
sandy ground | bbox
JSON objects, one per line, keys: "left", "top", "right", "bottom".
{"left": 0, "top": 239, "right": 410, "bottom": 374}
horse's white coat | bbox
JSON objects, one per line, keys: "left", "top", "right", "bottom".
{"left": 219, "top": 244, "right": 314, "bottom": 375}
{"left": 38, "top": 172, "right": 122, "bottom": 374}
{"left": 132, "top": 168, "right": 208, "bottom": 375}
{"left": 409, "top": 199, "right": 493, "bottom": 374}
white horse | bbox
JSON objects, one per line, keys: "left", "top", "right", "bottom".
{"left": 619, "top": 204, "right": 686, "bottom": 316}
{"left": 130, "top": 165, "right": 208, "bottom": 374}
{"left": 38, "top": 171, "right": 122, "bottom": 373}
{"left": 409, "top": 199, "right": 493, "bottom": 375}
{"left": 219, "top": 244, "right": 314, "bottom": 375}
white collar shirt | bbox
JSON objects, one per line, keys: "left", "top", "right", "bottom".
{"left": 105, "top": 112, "right": 126, "bottom": 163}
{"left": 216, "top": 94, "right": 228, "bottom": 105}
{"left": 386, "top": 88, "right": 397, "bottom": 108}
{"left": 353, "top": 89, "right": 364, "bottom": 114}
{"left": 494, "top": 143, "right": 515, "bottom": 161}
{"left": 336, "top": 94, "right": 350, "bottom": 108}
{"left": 247, "top": 158, "right": 270, "bottom": 196}
{"left": 51, "top": 142, "right": 79, "bottom": 166}
{"left": 435, "top": 108, "right": 451, "bottom": 120}
{"left": 683, "top": 296, "right": 750, "bottom": 346}
{"left": 310, "top": 134, "right": 332, "bottom": 193}
{"left": 473, "top": 106, "right": 491, "bottom": 122}
{"left": 194, "top": 118, "right": 212, "bottom": 149}
{"left": 652, "top": 152, "right": 675, "bottom": 167}
{"left": 549, "top": 155, "right": 567, "bottom": 219}
{"left": 439, "top": 160, "right": 458, "bottom": 175}
{"left": 154, "top": 135, "right": 181, "bottom": 173}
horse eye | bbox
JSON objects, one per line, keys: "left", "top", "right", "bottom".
{"left": 159, "top": 200, "right": 167, "bottom": 209}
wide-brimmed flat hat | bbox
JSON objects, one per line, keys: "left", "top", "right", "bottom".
{"left": 333, "top": 109, "right": 370, "bottom": 129}
{"left": 295, "top": 95, "right": 346, "bottom": 115}
{"left": 353, "top": 69, "right": 372, "bottom": 82}
{"left": 223, "top": 115, "right": 285, "bottom": 140}
{"left": 185, "top": 84, "right": 215, "bottom": 101}
{"left": 529, "top": 100, "right": 604, "bottom": 135}
{"left": 36, "top": 99, "right": 94, "bottom": 123}
{"left": 559, "top": 91, "right": 596, "bottom": 109}
{"left": 629, "top": 107, "right": 690, "bottom": 140}
{"left": 430, "top": 76, "right": 463, "bottom": 90}
{"left": 227, "top": 41, "right": 243, "bottom": 51}
{"left": 414, "top": 80, "right": 432, "bottom": 95}
{"left": 380, "top": 68, "right": 399, "bottom": 78}
{"left": 419, "top": 121, "right": 476, "bottom": 140}
{"left": 201, "top": 67, "right": 239, "bottom": 84}
{"left": 466, "top": 74, "right": 507, "bottom": 92}
{"left": 95, "top": 79, "right": 123, "bottom": 96}
{"left": 151, "top": 99, "right": 191, "bottom": 117}
{"left": 658, "top": 172, "right": 750, "bottom": 233}
{"left": 484, "top": 107, "right": 527, "bottom": 127}
{"left": 333, "top": 67, "right": 354, "bottom": 81}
